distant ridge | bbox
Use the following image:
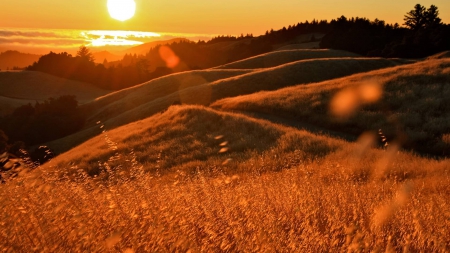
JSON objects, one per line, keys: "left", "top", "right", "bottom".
{"left": 0, "top": 71, "right": 110, "bottom": 104}
{"left": 92, "top": 51, "right": 122, "bottom": 63}
{"left": 0, "top": 50, "right": 41, "bottom": 70}
{"left": 122, "top": 38, "right": 190, "bottom": 56}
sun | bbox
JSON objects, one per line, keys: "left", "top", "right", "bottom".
{"left": 107, "top": 0, "right": 136, "bottom": 21}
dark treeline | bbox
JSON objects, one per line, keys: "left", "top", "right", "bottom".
{"left": 0, "top": 96, "right": 85, "bottom": 147}
{"left": 320, "top": 4, "right": 450, "bottom": 58}
{"left": 26, "top": 4, "right": 449, "bottom": 91}
{"left": 27, "top": 49, "right": 172, "bottom": 90}
{"left": 203, "top": 33, "right": 255, "bottom": 44}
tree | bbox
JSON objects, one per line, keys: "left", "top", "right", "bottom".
{"left": 404, "top": 4, "right": 442, "bottom": 30}
{"left": 424, "top": 5, "right": 442, "bottom": 29}
{"left": 404, "top": 4, "right": 426, "bottom": 30}
{"left": 76, "top": 45, "right": 94, "bottom": 62}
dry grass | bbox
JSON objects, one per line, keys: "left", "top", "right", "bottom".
{"left": 84, "top": 58, "right": 406, "bottom": 126}
{"left": 0, "top": 71, "right": 110, "bottom": 104}
{"left": 213, "top": 49, "right": 361, "bottom": 69}
{"left": 427, "top": 51, "right": 450, "bottom": 60}
{"left": 47, "top": 58, "right": 407, "bottom": 154}
{"left": 45, "top": 105, "right": 341, "bottom": 177}
{"left": 212, "top": 58, "right": 450, "bottom": 156}
{"left": 82, "top": 69, "right": 253, "bottom": 126}
{"left": 1, "top": 105, "right": 449, "bottom": 252}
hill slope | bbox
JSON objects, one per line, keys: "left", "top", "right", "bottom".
{"left": 122, "top": 38, "right": 189, "bottom": 56}
{"left": 0, "top": 71, "right": 111, "bottom": 103}
{"left": 45, "top": 105, "right": 448, "bottom": 180}
{"left": 213, "top": 49, "right": 361, "bottom": 69}
{"left": 46, "top": 57, "right": 408, "bottom": 153}
{"left": 0, "top": 50, "right": 41, "bottom": 70}
{"left": 212, "top": 58, "right": 450, "bottom": 156}
{"left": 85, "top": 58, "right": 407, "bottom": 126}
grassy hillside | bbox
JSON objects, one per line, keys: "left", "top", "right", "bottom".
{"left": 43, "top": 57, "right": 408, "bottom": 153}
{"left": 213, "top": 49, "right": 361, "bottom": 69}
{"left": 0, "top": 71, "right": 110, "bottom": 104}
{"left": 85, "top": 58, "right": 406, "bottom": 126}
{"left": 427, "top": 51, "right": 450, "bottom": 60}
{"left": 46, "top": 105, "right": 342, "bottom": 176}
{"left": 2, "top": 105, "right": 449, "bottom": 251}
{"left": 82, "top": 69, "right": 254, "bottom": 125}
{"left": 212, "top": 58, "right": 450, "bottom": 156}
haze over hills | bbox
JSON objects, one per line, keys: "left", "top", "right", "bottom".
{"left": 0, "top": 50, "right": 41, "bottom": 70}
{"left": 0, "top": 71, "right": 110, "bottom": 115}
{"left": 121, "top": 38, "right": 189, "bottom": 56}
{"left": 91, "top": 51, "right": 122, "bottom": 63}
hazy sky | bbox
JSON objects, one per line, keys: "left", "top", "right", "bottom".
{"left": 2, "top": 0, "right": 450, "bottom": 35}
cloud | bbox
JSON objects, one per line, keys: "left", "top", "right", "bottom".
{"left": 0, "top": 28, "right": 215, "bottom": 54}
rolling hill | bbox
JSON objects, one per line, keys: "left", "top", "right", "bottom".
{"left": 122, "top": 38, "right": 189, "bottom": 56}
{"left": 0, "top": 50, "right": 41, "bottom": 70}
{"left": 0, "top": 71, "right": 111, "bottom": 115}
{"left": 45, "top": 56, "right": 408, "bottom": 154}
{"left": 212, "top": 49, "right": 361, "bottom": 69}
{"left": 84, "top": 57, "right": 408, "bottom": 126}
{"left": 212, "top": 58, "right": 450, "bottom": 156}
{"left": 92, "top": 51, "right": 122, "bottom": 63}
{"left": 2, "top": 47, "right": 450, "bottom": 252}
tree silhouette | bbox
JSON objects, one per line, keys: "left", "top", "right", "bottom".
{"left": 76, "top": 45, "right": 95, "bottom": 62}
{"left": 404, "top": 4, "right": 426, "bottom": 30}
{"left": 404, "top": 4, "right": 442, "bottom": 30}
{"left": 424, "top": 5, "right": 442, "bottom": 29}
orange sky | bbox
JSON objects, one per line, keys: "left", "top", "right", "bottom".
{"left": 2, "top": 0, "right": 450, "bottom": 35}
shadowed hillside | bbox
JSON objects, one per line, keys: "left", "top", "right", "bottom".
{"left": 273, "top": 42, "right": 321, "bottom": 51}
{"left": 44, "top": 105, "right": 449, "bottom": 181}
{"left": 44, "top": 57, "right": 409, "bottom": 153}
{"left": 82, "top": 69, "right": 254, "bottom": 125}
{"left": 213, "top": 49, "right": 361, "bottom": 69}
{"left": 46, "top": 105, "right": 342, "bottom": 176}
{"left": 212, "top": 58, "right": 450, "bottom": 156}
{"left": 0, "top": 71, "right": 110, "bottom": 103}
{"left": 0, "top": 96, "right": 36, "bottom": 116}
{"left": 0, "top": 71, "right": 110, "bottom": 116}
{"left": 85, "top": 57, "right": 407, "bottom": 126}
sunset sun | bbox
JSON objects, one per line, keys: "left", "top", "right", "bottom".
{"left": 107, "top": 0, "right": 136, "bottom": 21}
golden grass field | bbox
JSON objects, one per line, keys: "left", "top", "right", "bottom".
{"left": 1, "top": 105, "right": 449, "bottom": 252}
{"left": 1, "top": 50, "right": 449, "bottom": 252}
